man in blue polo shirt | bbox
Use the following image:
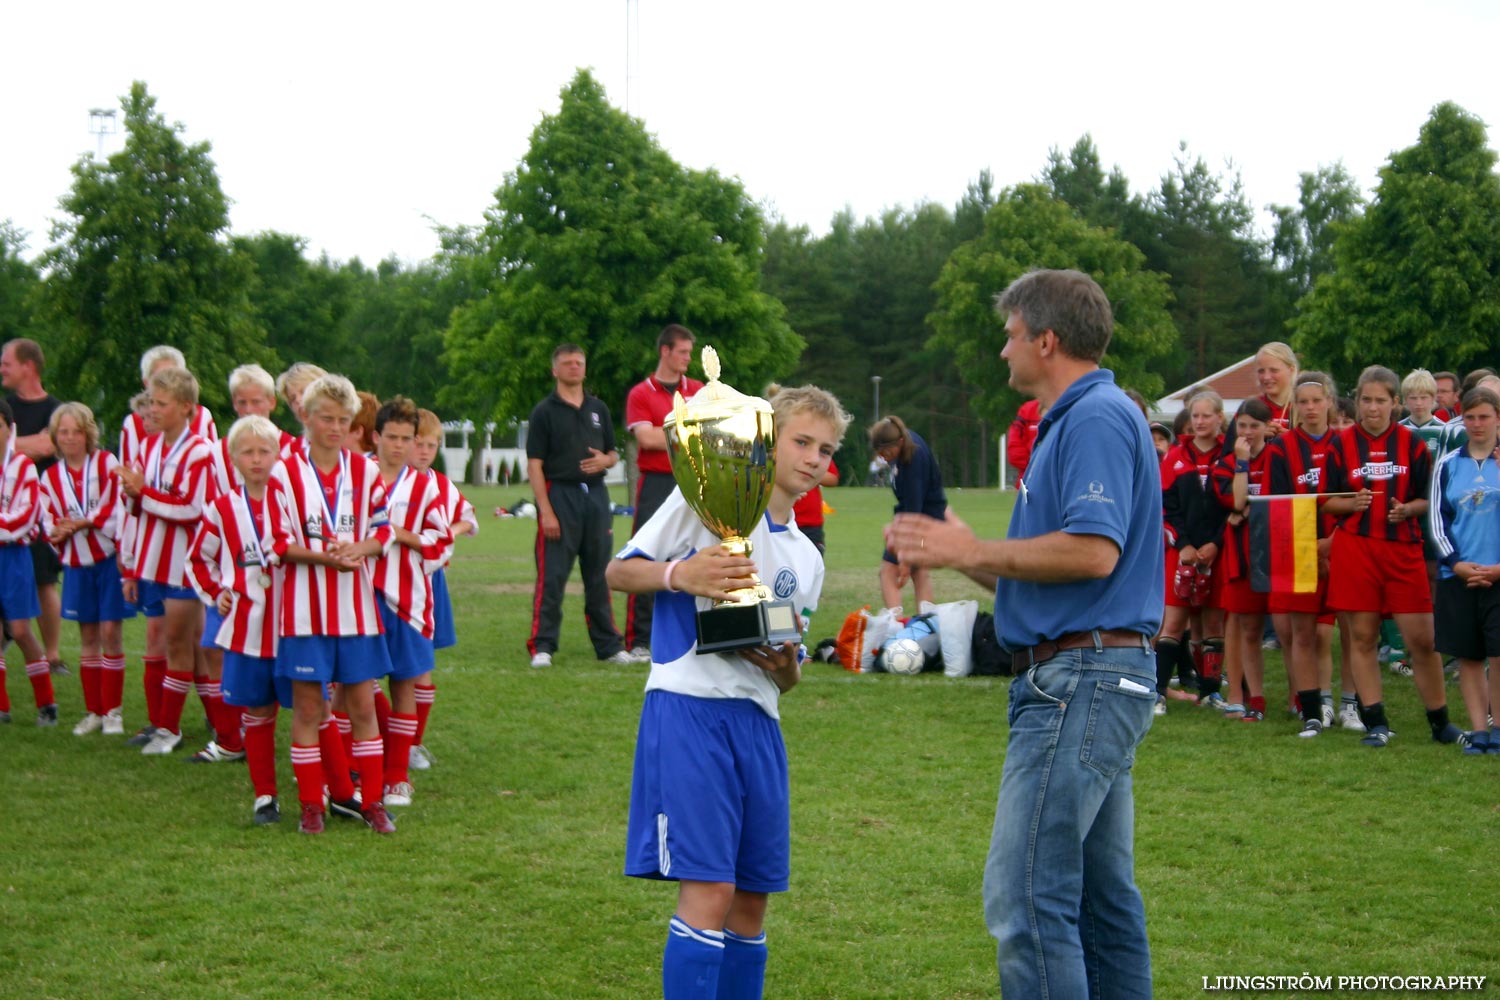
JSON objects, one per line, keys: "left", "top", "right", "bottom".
{"left": 887, "top": 268, "right": 1162, "bottom": 999}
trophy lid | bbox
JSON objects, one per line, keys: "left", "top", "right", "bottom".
{"left": 665, "top": 345, "right": 772, "bottom": 426}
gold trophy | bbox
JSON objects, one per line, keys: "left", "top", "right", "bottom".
{"left": 664, "top": 346, "right": 802, "bottom": 653}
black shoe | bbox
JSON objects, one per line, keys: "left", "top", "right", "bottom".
{"left": 253, "top": 795, "right": 281, "bottom": 825}
{"left": 328, "top": 796, "right": 364, "bottom": 820}
{"left": 48, "top": 659, "right": 70, "bottom": 677}
{"left": 126, "top": 726, "right": 157, "bottom": 747}
{"left": 0, "top": 710, "right": 11, "bottom": 724}
{"left": 36, "top": 704, "right": 59, "bottom": 727}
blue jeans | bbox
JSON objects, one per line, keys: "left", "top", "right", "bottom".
{"left": 984, "top": 641, "right": 1157, "bottom": 999}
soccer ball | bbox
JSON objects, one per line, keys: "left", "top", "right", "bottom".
{"left": 884, "top": 638, "right": 925, "bottom": 675}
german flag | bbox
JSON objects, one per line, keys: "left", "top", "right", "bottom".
{"left": 1249, "top": 495, "right": 1319, "bottom": 594}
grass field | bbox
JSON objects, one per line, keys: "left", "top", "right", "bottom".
{"left": 2, "top": 484, "right": 1496, "bottom": 999}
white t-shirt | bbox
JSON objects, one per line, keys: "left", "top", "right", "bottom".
{"left": 614, "top": 489, "right": 823, "bottom": 720}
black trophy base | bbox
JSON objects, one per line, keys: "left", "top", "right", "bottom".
{"left": 696, "top": 600, "right": 801, "bottom": 654}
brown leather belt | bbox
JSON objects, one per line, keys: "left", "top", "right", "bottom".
{"left": 1011, "top": 629, "right": 1151, "bottom": 672}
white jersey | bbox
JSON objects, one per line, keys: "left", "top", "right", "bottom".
{"left": 129, "top": 430, "right": 212, "bottom": 586}
{"left": 0, "top": 448, "right": 40, "bottom": 545}
{"left": 614, "top": 489, "right": 823, "bottom": 720}
{"left": 372, "top": 467, "right": 450, "bottom": 638}
{"left": 120, "top": 406, "right": 217, "bottom": 469}
{"left": 423, "top": 471, "right": 476, "bottom": 573}
{"left": 40, "top": 451, "right": 122, "bottom": 566}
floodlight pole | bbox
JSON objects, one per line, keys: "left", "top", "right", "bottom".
{"left": 88, "top": 108, "right": 117, "bottom": 160}
{"left": 871, "top": 375, "right": 882, "bottom": 423}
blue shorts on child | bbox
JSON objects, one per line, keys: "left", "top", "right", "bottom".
{"left": 0, "top": 544, "right": 40, "bottom": 621}
{"left": 431, "top": 568, "right": 457, "bottom": 650}
{"left": 274, "top": 634, "right": 392, "bottom": 685}
{"left": 137, "top": 579, "right": 197, "bottom": 609}
{"left": 625, "top": 690, "right": 790, "bottom": 893}
{"left": 379, "top": 599, "right": 434, "bottom": 680}
{"left": 199, "top": 605, "right": 224, "bottom": 648}
{"left": 62, "top": 560, "right": 135, "bottom": 623}
{"left": 221, "top": 651, "right": 298, "bottom": 709}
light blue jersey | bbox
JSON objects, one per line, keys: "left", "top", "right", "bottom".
{"left": 1430, "top": 446, "right": 1500, "bottom": 577}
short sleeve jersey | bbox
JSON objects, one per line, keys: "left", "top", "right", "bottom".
{"left": 995, "top": 371, "right": 1164, "bottom": 650}
{"left": 625, "top": 375, "right": 704, "bottom": 475}
{"left": 1267, "top": 426, "right": 1343, "bottom": 537}
{"left": 614, "top": 489, "right": 824, "bottom": 720}
{"left": 526, "top": 391, "right": 616, "bottom": 486}
{"left": 1324, "top": 422, "right": 1430, "bottom": 543}
{"left": 1430, "top": 448, "right": 1500, "bottom": 577}
{"left": 890, "top": 429, "right": 947, "bottom": 518}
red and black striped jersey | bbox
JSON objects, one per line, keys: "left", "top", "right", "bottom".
{"left": 1160, "top": 436, "right": 1227, "bottom": 549}
{"left": 1324, "top": 422, "right": 1430, "bottom": 543}
{"left": 1210, "top": 444, "right": 1275, "bottom": 582}
{"left": 1267, "top": 427, "right": 1343, "bottom": 537}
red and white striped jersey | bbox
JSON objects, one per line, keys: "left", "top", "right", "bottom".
{"left": 0, "top": 447, "right": 40, "bottom": 545}
{"left": 208, "top": 431, "right": 296, "bottom": 499}
{"left": 189, "top": 487, "right": 279, "bottom": 658}
{"left": 268, "top": 450, "right": 393, "bottom": 637}
{"left": 372, "top": 467, "right": 452, "bottom": 639}
{"left": 280, "top": 435, "right": 307, "bottom": 462}
{"left": 119, "top": 405, "right": 218, "bottom": 469}
{"left": 40, "top": 451, "right": 122, "bottom": 567}
{"left": 129, "top": 430, "right": 212, "bottom": 586}
{"left": 424, "top": 471, "right": 477, "bottom": 573}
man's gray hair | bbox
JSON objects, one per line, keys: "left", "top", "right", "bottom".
{"left": 994, "top": 269, "right": 1113, "bottom": 363}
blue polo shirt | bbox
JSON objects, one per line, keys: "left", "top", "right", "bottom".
{"left": 994, "top": 369, "right": 1164, "bottom": 650}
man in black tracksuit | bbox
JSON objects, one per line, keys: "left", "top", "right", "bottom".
{"left": 525, "top": 343, "right": 631, "bottom": 668}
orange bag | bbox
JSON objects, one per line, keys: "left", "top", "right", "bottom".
{"left": 834, "top": 606, "right": 870, "bottom": 673}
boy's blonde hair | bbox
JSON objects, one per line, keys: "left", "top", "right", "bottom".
{"left": 276, "top": 362, "right": 328, "bottom": 405}
{"left": 149, "top": 366, "right": 200, "bottom": 406}
{"left": 139, "top": 345, "right": 185, "bottom": 383}
{"left": 48, "top": 401, "right": 100, "bottom": 453}
{"left": 228, "top": 364, "right": 277, "bottom": 401}
{"left": 767, "top": 383, "right": 851, "bottom": 443}
{"left": 415, "top": 408, "right": 442, "bottom": 440}
{"left": 1401, "top": 368, "right": 1437, "bottom": 398}
{"left": 227, "top": 415, "right": 282, "bottom": 454}
{"left": 301, "top": 374, "right": 359, "bottom": 419}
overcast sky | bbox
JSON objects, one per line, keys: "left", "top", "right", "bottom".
{"left": 4, "top": 0, "right": 1498, "bottom": 267}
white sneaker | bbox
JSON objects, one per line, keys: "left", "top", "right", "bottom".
{"left": 102, "top": 707, "right": 125, "bottom": 735}
{"left": 1297, "top": 719, "right": 1324, "bottom": 739}
{"left": 384, "top": 781, "right": 414, "bottom": 807}
{"left": 141, "top": 729, "right": 183, "bottom": 755}
{"left": 1153, "top": 697, "right": 1167, "bottom": 716}
{"left": 602, "top": 650, "right": 638, "bottom": 666}
{"left": 72, "top": 712, "right": 103, "bottom": 736}
{"left": 1320, "top": 702, "right": 1335, "bottom": 729}
{"left": 530, "top": 652, "right": 553, "bottom": 669}
{"left": 1338, "top": 703, "right": 1366, "bottom": 732}
{"left": 408, "top": 744, "right": 434, "bottom": 770}
{"left": 629, "top": 646, "right": 652, "bottom": 663}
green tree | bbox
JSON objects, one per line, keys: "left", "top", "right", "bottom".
{"left": 37, "top": 82, "right": 271, "bottom": 422}
{"left": 235, "top": 231, "right": 362, "bottom": 379}
{"left": 1293, "top": 102, "right": 1500, "bottom": 384}
{"left": 929, "top": 184, "right": 1176, "bottom": 427}
{"left": 0, "top": 221, "right": 46, "bottom": 346}
{"left": 442, "top": 70, "right": 799, "bottom": 427}
{"left": 1268, "top": 162, "right": 1364, "bottom": 299}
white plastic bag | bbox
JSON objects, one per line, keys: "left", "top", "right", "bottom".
{"left": 933, "top": 599, "right": 980, "bottom": 677}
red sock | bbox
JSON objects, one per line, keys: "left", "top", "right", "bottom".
{"left": 195, "top": 678, "right": 215, "bottom": 720}
{"left": 318, "top": 719, "right": 356, "bottom": 802}
{"left": 1249, "top": 695, "right": 1267, "bottom": 715}
{"left": 102, "top": 654, "right": 126, "bottom": 713}
{"left": 290, "top": 742, "right": 325, "bottom": 808}
{"left": 200, "top": 682, "right": 243, "bottom": 751}
{"left": 414, "top": 683, "right": 436, "bottom": 744}
{"left": 0, "top": 665, "right": 10, "bottom": 713}
{"left": 143, "top": 656, "right": 167, "bottom": 728}
{"left": 373, "top": 686, "right": 392, "bottom": 738}
{"left": 351, "top": 737, "right": 385, "bottom": 808}
{"left": 385, "top": 713, "right": 418, "bottom": 786}
{"left": 334, "top": 711, "right": 354, "bottom": 764}
{"left": 158, "top": 670, "right": 194, "bottom": 735}
{"left": 79, "top": 655, "right": 104, "bottom": 716}
{"left": 243, "top": 712, "right": 278, "bottom": 798}
{"left": 26, "top": 660, "right": 55, "bottom": 709}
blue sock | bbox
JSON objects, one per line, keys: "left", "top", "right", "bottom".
{"left": 664, "top": 916, "right": 724, "bottom": 1000}
{"left": 716, "top": 929, "right": 768, "bottom": 1000}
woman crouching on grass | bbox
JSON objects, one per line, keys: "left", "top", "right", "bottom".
{"left": 1212, "top": 398, "right": 1275, "bottom": 721}
{"left": 606, "top": 384, "right": 849, "bottom": 1000}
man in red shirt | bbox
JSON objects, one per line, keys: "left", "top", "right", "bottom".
{"left": 1006, "top": 399, "right": 1043, "bottom": 484}
{"left": 622, "top": 325, "right": 703, "bottom": 658}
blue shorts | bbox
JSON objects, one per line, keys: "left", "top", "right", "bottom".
{"left": 624, "top": 690, "right": 790, "bottom": 892}
{"left": 127, "top": 588, "right": 165, "bottom": 619}
{"left": 61, "top": 560, "right": 135, "bottom": 624}
{"left": 221, "top": 651, "right": 298, "bottom": 709}
{"left": 431, "top": 568, "right": 457, "bottom": 650}
{"left": 379, "top": 600, "right": 435, "bottom": 681}
{"left": 138, "top": 579, "right": 198, "bottom": 608}
{"left": 200, "top": 605, "right": 225, "bottom": 648}
{"left": 275, "top": 634, "right": 392, "bottom": 686}
{"left": 0, "top": 544, "right": 40, "bottom": 621}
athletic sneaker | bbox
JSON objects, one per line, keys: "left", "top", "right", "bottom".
{"left": 1432, "top": 722, "right": 1465, "bottom": 745}
{"left": 384, "top": 781, "right": 414, "bottom": 807}
{"left": 1389, "top": 659, "right": 1413, "bottom": 677}
{"left": 49, "top": 659, "right": 71, "bottom": 676}
{"left": 1338, "top": 704, "right": 1366, "bottom": 732}
{"left": 299, "top": 803, "right": 325, "bottom": 835}
{"left": 362, "top": 803, "right": 397, "bottom": 834}
{"left": 253, "top": 795, "right": 281, "bottom": 825}
{"left": 629, "top": 645, "right": 652, "bottom": 662}
{"left": 328, "top": 795, "right": 364, "bottom": 820}
{"left": 1222, "top": 703, "right": 1246, "bottom": 719}
{"left": 1198, "top": 692, "right": 1228, "bottom": 711}
{"left": 102, "top": 708, "right": 125, "bottom": 736}
{"left": 601, "top": 650, "right": 639, "bottom": 666}
{"left": 141, "top": 729, "right": 183, "bottom": 755}
{"left": 126, "top": 725, "right": 157, "bottom": 747}
{"left": 37, "top": 704, "right": 58, "bottom": 727}
{"left": 1320, "top": 703, "right": 1335, "bottom": 729}
{"left": 409, "top": 744, "right": 434, "bottom": 771}
{"left": 0, "top": 710, "right": 10, "bottom": 724}
{"left": 529, "top": 652, "right": 552, "bottom": 669}
{"left": 1461, "top": 732, "right": 1488, "bottom": 756}
{"left": 1153, "top": 697, "right": 1167, "bottom": 717}
{"left": 1240, "top": 709, "right": 1265, "bottom": 723}
{"left": 1360, "top": 725, "right": 1392, "bottom": 748}
{"left": 1297, "top": 719, "right": 1324, "bottom": 739}
{"left": 189, "top": 740, "right": 247, "bottom": 763}
{"left": 72, "top": 712, "right": 103, "bottom": 736}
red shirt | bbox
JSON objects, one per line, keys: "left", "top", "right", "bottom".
{"left": 1267, "top": 427, "right": 1343, "bottom": 537}
{"left": 1210, "top": 444, "right": 1275, "bottom": 582}
{"left": 1257, "top": 394, "right": 1293, "bottom": 433}
{"left": 1007, "top": 399, "right": 1043, "bottom": 478}
{"left": 1324, "top": 422, "right": 1430, "bottom": 544}
{"left": 625, "top": 375, "right": 704, "bottom": 475}
{"left": 792, "top": 459, "right": 838, "bottom": 529}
